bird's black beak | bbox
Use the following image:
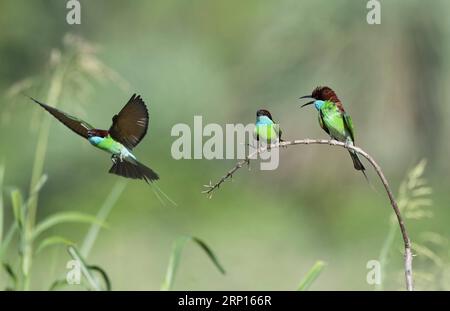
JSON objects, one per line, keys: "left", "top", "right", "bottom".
{"left": 299, "top": 95, "right": 314, "bottom": 108}
{"left": 300, "top": 101, "right": 314, "bottom": 108}
{"left": 299, "top": 95, "right": 313, "bottom": 99}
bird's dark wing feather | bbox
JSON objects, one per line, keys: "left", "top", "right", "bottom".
{"left": 319, "top": 110, "right": 330, "bottom": 136}
{"left": 108, "top": 94, "right": 149, "bottom": 150}
{"left": 30, "top": 97, "right": 94, "bottom": 139}
{"left": 278, "top": 125, "right": 283, "bottom": 141}
{"left": 342, "top": 112, "right": 355, "bottom": 142}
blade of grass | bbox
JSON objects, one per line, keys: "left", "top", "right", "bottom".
{"left": 0, "top": 164, "right": 4, "bottom": 243}
{"left": 80, "top": 180, "right": 127, "bottom": 258}
{"left": 27, "top": 65, "right": 66, "bottom": 232}
{"left": 88, "top": 265, "right": 111, "bottom": 291}
{"left": 14, "top": 34, "right": 128, "bottom": 290}
{"left": 0, "top": 223, "right": 17, "bottom": 261}
{"left": 48, "top": 181, "right": 125, "bottom": 290}
{"left": 376, "top": 219, "right": 397, "bottom": 291}
{"left": 191, "top": 237, "right": 226, "bottom": 274}
{"left": 36, "top": 235, "right": 74, "bottom": 254}
{"left": 10, "top": 188, "right": 29, "bottom": 290}
{"left": 297, "top": 261, "right": 326, "bottom": 291}
{"left": 16, "top": 174, "right": 48, "bottom": 290}
{"left": 67, "top": 246, "right": 110, "bottom": 291}
{"left": 67, "top": 246, "right": 100, "bottom": 291}
{"left": 10, "top": 189, "right": 24, "bottom": 229}
{"left": 161, "top": 236, "right": 189, "bottom": 291}
{"left": 2, "top": 262, "right": 17, "bottom": 289}
{"left": 161, "top": 236, "right": 225, "bottom": 291}
{"left": 21, "top": 61, "right": 68, "bottom": 291}
{"left": 48, "top": 278, "right": 90, "bottom": 291}
{"left": 376, "top": 159, "right": 430, "bottom": 290}
{"left": 32, "top": 212, "right": 107, "bottom": 241}
{"left": 48, "top": 279, "right": 69, "bottom": 291}
{"left": 27, "top": 174, "right": 48, "bottom": 201}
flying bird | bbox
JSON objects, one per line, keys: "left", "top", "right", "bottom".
{"left": 29, "top": 94, "right": 159, "bottom": 183}
{"left": 299, "top": 86, "right": 366, "bottom": 176}
{"left": 254, "top": 109, "right": 283, "bottom": 145}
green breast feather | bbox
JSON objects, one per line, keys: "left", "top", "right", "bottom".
{"left": 96, "top": 136, "right": 124, "bottom": 154}
{"left": 255, "top": 124, "right": 281, "bottom": 143}
{"left": 320, "top": 101, "right": 354, "bottom": 142}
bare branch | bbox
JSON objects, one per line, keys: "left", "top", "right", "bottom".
{"left": 203, "top": 138, "right": 414, "bottom": 291}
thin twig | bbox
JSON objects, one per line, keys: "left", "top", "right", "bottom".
{"left": 203, "top": 138, "right": 414, "bottom": 291}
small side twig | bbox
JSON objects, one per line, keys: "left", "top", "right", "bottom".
{"left": 203, "top": 138, "right": 414, "bottom": 291}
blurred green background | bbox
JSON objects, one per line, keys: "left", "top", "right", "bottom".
{"left": 0, "top": 0, "right": 449, "bottom": 290}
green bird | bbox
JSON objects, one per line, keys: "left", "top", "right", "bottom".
{"left": 29, "top": 94, "right": 159, "bottom": 183}
{"left": 299, "top": 86, "right": 366, "bottom": 175}
{"left": 254, "top": 109, "right": 283, "bottom": 145}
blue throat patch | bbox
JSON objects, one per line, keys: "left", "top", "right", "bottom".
{"left": 88, "top": 136, "right": 103, "bottom": 146}
{"left": 256, "top": 116, "right": 274, "bottom": 125}
{"left": 314, "top": 100, "right": 325, "bottom": 111}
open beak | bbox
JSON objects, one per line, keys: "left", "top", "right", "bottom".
{"left": 299, "top": 95, "right": 313, "bottom": 99}
{"left": 299, "top": 95, "right": 314, "bottom": 108}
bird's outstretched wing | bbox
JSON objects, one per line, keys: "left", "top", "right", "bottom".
{"left": 29, "top": 97, "right": 94, "bottom": 139}
{"left": 342, "top": 112, "right": 355, "bottom": 142}
{"left": 108, "top": 94, "right": 149, "bottom": 150}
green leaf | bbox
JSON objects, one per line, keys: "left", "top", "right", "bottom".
{"left": 297, "top": 261, "right": 326, "bottom": 291}
{"left": 161, "top": 236, "right": 226, "bottom": 291}
{"left": 0, "top": 223, "right": 18, "bottom": 261}
{"left": 191, "top": 237, "right": 226, "bottom": 274}
{"left": 88, "top": 265, "right": 112, "bottom": 291}
{"left": 67, "top": 246, "right": 111, "bottom": 291}
{"left": 2, "top": 262, "right": 17, "bottom": 289}
{"left": 10, "top": 189, "right": 24, "bottom": 229}
{"left": 32, "top": 212, "right": 107, "bottom": 241}
{"left": 22, "top": 174, "right": 48, "bottom": 215}
{"left": 48, "top": 279, "right": 90, "bottom": 291}
{"left": 411, "top": 242, "right": 443, "bottom": 267}
{"left": 36, "top": 235, "right": 74, "bottom": 254}
{"left": 48, "top": 279, "right": 68, "bottom": 291}
{"left": 30, "top": 174, "right": 48, "bottom": 196}
{"left": 80, "top": 180, "right": 127, "bottom": 258}
{"left": 0, "top": 164, "right": 4, "bottom": 243}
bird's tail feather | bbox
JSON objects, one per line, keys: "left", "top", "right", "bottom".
{"left": 348, "top": 150, "right": 377, "bottom": 191}
{"left": 150, "top": 183, "right": 178, "bottom": 207}
{"left": 109, "top": 160, "right": 159, "bottom": 183}
{"left": 349, "top": 150, "right": 367, "bottom": 182}
{"left": 349, "top": 150, "right": 365, "bottom": 171}
{"left": 109, "top": 160, "right": 177, "bottom": 206}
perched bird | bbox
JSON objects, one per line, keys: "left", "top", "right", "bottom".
{"left": 299, "top": 86, "right": 366, "bottom": 175}
{"left": 254, "top": 109, "right": 283, "bottom": 145}
{"left": 29, "top": 94, "right": 159, "bottom": 183}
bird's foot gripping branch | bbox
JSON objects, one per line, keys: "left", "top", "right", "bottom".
{"left": 203, "top": 138, "right": 414, "bottom": 291}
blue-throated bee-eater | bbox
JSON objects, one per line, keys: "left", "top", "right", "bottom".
{"left": 299, "top": 86, "right": 366, "bottom": 175}
{"left": 29, "top": 94, "right": 159, "bottom": 183}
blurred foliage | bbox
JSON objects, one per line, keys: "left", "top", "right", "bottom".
{"left": 378, "top": 159, "right": 438, "bottom": 290}
{"left": 161, "top": 235, "right": 226, "bottom": 291}
{"left": 0, "top": 0, "right": 449, "bottom": 290}
{"left": 297, "top": 261, "right": 326, "bottom": 291}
